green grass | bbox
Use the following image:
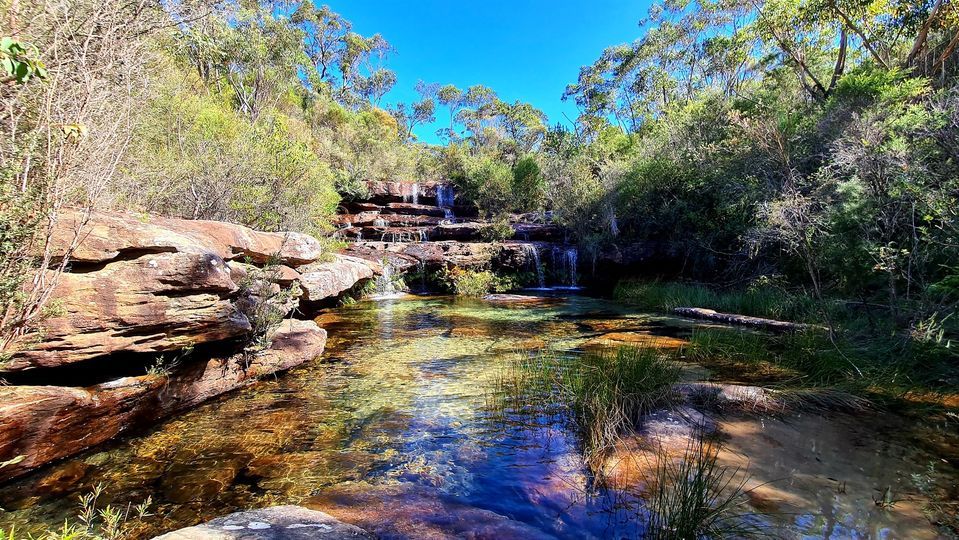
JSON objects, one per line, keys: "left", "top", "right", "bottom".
{"left": 492, "top": 346, "right": 684, "bottom": 462}
{"left": 643, "top": 433, "right": 764, "bottom": 540}
{"left": 613, "top": 280, "right": 824, "bottom": 323}
{"left": 685, "top": 327, "right": 957, "bottom": 406}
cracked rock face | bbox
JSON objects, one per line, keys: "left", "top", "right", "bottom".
{"left": 152, "top": 505, "right": 373, "bottom": 540}
{"left": 4, "top": 209, "right": 378, "bottom": 373}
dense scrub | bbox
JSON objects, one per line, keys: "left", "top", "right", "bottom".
{"left": 3, "top": 0, "right": 957, "bottom": 359}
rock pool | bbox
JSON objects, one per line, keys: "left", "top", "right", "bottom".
{"left": 1, "top": 294, "right": 956, "bottom": 538}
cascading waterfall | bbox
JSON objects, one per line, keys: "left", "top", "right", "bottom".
{"left": 565, "top": 247, "right": 579, "bottom": 287}
{"left": 373, "top": 217, "right": 388, "bottom": 228}
{"left": 521, "top": 244, "right": 545, "bottom": 288}
{"left": 411, "top": 182, "right": 419, "bottom": 205}
{"left": 436, "top": 184, "right": 455, "bottom": 219}
{"left": 551, "top": 246, "right": 579, "bottom": 287}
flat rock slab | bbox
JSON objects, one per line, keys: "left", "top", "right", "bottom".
{"left": 153, "top": 506, "right": 373, "bottom": 540}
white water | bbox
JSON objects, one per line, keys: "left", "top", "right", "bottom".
{"left": 520, "top": 244, "right": 545, "bottom": 288}
{"left": 437, "top": 185, "right": 455, "bottom": 219}
{"left": 550, "top": 246, "right": 580, "bottom": 288}
{"left": 411, "top": 183, "right": 419, "bottom": 205}
{"left": 373, "top": 217, "right": 388, "bottom": 228}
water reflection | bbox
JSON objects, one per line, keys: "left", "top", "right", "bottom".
{"left": 0, "top": 295, "right": 954, "bottom": 539}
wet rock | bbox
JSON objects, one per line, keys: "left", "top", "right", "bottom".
{"left": 511, "top": 223, "right": 564, "bottom": 241}
{"left": 429, "top": 222, "right": 486, "bottom": 241}
{"left": 382, "top": 202, "right": 448, "bottom": 218}
{"left": 298, "top": 255, "right": 378, "bottom": 303}
{"left": 349, "top": 241, "right": 538, "bottom": 272}
{"left": 152, "top": 505, "right": 373, "bottom": 540}
{"left": 305, "top": 482, "right": 555, "bottom": 540}
{"left": 0, "top": 320, "right": 326, "bottom": 483}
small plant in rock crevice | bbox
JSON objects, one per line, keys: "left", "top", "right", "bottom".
{"left": 235, "top": 256, "right": 297, "bottom": 355}
{"left": 145, "top": 344, "right": 194, "bottom": 377}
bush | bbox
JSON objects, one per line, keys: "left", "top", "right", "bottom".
{"left": 442, "top": 267, "right": 514, "bottom": 296}
{"left": 511, "top": 155, "right": 545, "bottom": 212}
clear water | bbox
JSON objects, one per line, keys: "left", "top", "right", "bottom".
{"left": 0, "top": 295, "right": 955, "bottom": 539}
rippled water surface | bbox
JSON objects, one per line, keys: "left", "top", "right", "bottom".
{"left": 1, "top": 294, "right": 956, "bottom": 538}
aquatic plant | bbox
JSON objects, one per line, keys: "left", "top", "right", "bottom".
{"left": 643, "top": 434, "right": 763, "bottom": 540}
{"left": 1, "top": 484, "right": 152, "bottom": 540}
{"left": 492, "top": 346, "right": 683, "bottom": 461}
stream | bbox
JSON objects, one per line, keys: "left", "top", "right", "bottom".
{"left": 1, "top": 293, "right": 956, "bottom": 538}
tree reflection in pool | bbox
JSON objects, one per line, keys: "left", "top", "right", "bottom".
{"left": 0, "top": 295, "right": 955, "bottom": 539}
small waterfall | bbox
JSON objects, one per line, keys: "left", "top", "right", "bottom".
{"left": 551, "top": 246, "right": 580, "bottom": 288}
{"left": 373, "top": 217, "right": 388, "bottom": 228}
{"left": 610, "top": 212, "right": 619, "bottom": 236}
{"left": 417, "top": 259, "right": 426, "bottom": 291}
{"left": 411, "top": 182, "right": 419, "bottom": 205}
{"left": 436, "top": 184, "right": 455, "bottom": 218}
{"left": 374, "top": 260, "right": 396, "bottom": 295}
{"left": 380, "top": 229, "right": 428, "bottom": 243}
{"left": 522, "top": 245, "right": 545, "bottom": 288}
{"left": 565, "top": 247, "right": 579, "bottom": 287}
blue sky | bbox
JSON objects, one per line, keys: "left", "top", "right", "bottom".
{"left": 326, "top": 0, "right": 653, "bottom": 144}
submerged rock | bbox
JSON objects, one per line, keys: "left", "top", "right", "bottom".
{"left": 152, "top": 505, "right": 373, "bottom": 539}
{"left": 305, "top": 482, "right": 556, "bottom": 540}
{"left": 0, "top": 320, "right": 326, "bottom": 483}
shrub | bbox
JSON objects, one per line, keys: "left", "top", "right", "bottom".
{"left": 442, "top": 267, "right": 514, "bottom": 296}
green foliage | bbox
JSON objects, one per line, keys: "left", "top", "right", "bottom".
{"left": 235, "top": 259, "right": 297, "bottom": 353}
{"left": 1, "top": 484, "right": 152, "bottom": 540}
{"left": 441, "top": 267, "right": 515, "bottom": 296}
{"left": 614, "top": 280, "right": 823, "bottom": 323}
{"left": 0, "top": 37, "right": 47, "bottom": 84}
{"left": 478, "top": 215, "right": 515, "bottom": 242}
{"left": 510, "top": 155, "right": 545, "bottom": 212}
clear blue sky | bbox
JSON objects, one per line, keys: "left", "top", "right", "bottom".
{"left": 324, "top": 0, "right": 653, "bottom": 144}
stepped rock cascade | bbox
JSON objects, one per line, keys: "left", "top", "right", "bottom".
{"left": 337, "top": 181, "right": 581, "bottom": 287}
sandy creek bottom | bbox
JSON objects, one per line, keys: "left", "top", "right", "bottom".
{"left": 1, "top": 294, "right": 956, "bottom": 538}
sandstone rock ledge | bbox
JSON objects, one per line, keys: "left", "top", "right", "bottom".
{"left": 153, "top": 506, "right": 373, "bottom": 540}
{"left": 4, "top": 209, "right": 380, "bottom": 372}
{"left": 0, "top": 320, "right": 325, "bottom": 483}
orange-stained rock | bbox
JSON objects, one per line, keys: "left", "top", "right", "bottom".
{"left": 50, "top": 208, "right": 324, "bottom": 267}
{"left": 0, "top": 320, "right": 326, "bottom": 483}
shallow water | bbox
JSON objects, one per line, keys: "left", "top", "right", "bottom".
{"left": 1, "top": 294, "right": 956, "bottom": 538}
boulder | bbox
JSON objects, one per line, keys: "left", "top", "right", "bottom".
{"left": 152, "top": 506, "right": 373, "bottom": 540}
{"left": 51, "top": 208, "right": 324, "bottom": 267}
{"left": 298, "top": 255, "right": 379, "bottom": 303}
{"left": 0, "top": 320, "right": 326, "bottom": 483}
{"left": 4, "top": 251, "right": 250, "bottom": 371}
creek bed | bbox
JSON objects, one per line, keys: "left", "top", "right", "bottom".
{"left": 1, "top": 294, "right": 956, "bottom": 538}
